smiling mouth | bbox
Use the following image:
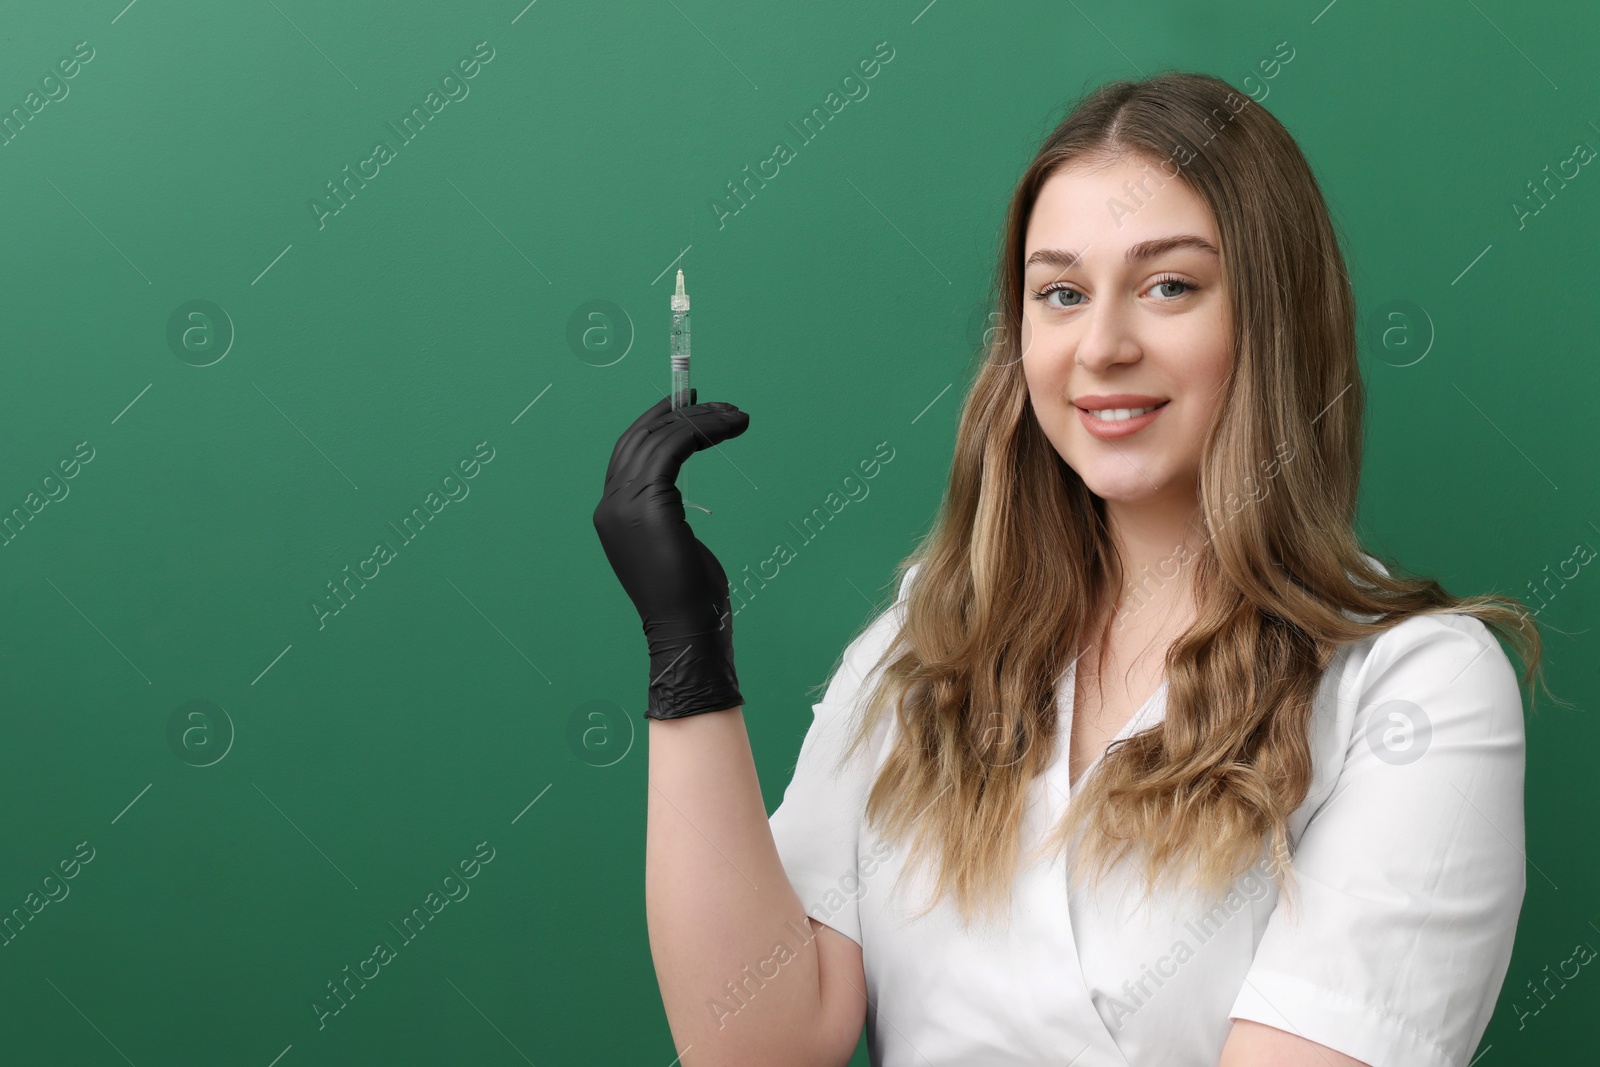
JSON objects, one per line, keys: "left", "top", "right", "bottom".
{"left": 1079, "top": 400, "right": 1170, "bottom": 422}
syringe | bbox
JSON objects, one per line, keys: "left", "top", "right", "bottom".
{"left": 670, "top": 269, "right": 690, "bottom": 411}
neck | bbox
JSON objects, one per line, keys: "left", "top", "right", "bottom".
{"left": 1099, "top": 488, "right": 1206, "bottom": 631}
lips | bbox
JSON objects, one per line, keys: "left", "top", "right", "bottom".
{"left": 1074, "top": 399, "right": 1169, "bottom": 440}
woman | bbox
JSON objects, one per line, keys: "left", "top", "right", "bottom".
{"left": 593, "top": 71, "right": 1552, "bottom": 1067}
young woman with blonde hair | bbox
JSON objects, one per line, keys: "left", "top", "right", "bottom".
{"left": 594, "top": 70, "right": 1551, "bottom": 1067}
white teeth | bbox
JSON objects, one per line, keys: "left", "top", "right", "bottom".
{"left": 1086, "top": 404, "right": 1161, "bottom": 422}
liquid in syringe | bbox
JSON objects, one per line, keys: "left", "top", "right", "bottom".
{"left": 670, "top": 269, "right": 690, "bottom": 411}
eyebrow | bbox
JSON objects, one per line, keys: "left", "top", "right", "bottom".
{"left": 1024, "top": 234, "right": 1220, "bottom": 271}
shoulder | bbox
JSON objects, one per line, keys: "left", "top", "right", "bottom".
{"left": 1336, "top": 552, "right": 1519, "bottom": 697}
{"left": 1343, "top": 609, "right": 1518, "bottom": 706}
{"left": 1300, "top": 563, "right": 1526, "bottom": 837}
{"left": 1316, "top": 609, "right": 1525, "bottom": 799}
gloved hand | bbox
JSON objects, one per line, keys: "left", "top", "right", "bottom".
{"left": 593, "top": 389, "right": 751, "bottom": 720}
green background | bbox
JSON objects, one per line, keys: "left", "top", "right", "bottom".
{"left": 0, "top": 0, "right": 1594, "bottom": 1063}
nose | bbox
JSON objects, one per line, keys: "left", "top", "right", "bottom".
{"left": 1070, "top": 298, "right": 1143, "bottom": 374}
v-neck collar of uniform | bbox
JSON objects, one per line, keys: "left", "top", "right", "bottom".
{"left": 1057, "top": 657, "right": 1171, "bottom": 789}
{"left": 1010, "top": 659, "right": 1171, "bottom": 1067}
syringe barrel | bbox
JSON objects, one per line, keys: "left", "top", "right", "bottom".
{"left": 670, "top": 308, "right": 691, "bottom": 409}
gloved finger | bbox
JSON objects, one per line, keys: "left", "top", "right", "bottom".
{"left": 639, "top": 401, "right": 748, "bottom": 455}
{"left": 604, "top": 393, "right": 677, "bottom": 476}
{"left": 615, "top": 398, "right": 743, "bottom": 465}
{"left": 626, "top": 404, "right": 749, "bottom": 486}
{"left": 605, "top": 408, "right": 743, "bottom": 497}
{"left": 603, "top": 388, "right": 713, "bottom": 480}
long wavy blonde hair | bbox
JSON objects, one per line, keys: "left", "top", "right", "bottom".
{"left": 834, "top": 71, "right": 1556, "bottom": 929}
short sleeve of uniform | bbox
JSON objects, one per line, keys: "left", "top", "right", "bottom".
{"left": 767, "top": 567, "right": 916, "bottom": 947}
{"left": 1229, "top": 613, "right": 1528, "bottom": 1067}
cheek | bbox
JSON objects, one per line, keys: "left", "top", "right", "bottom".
{"left": 1019, "top": 342, "right": 1040, "bottom": 387}
{"left": 1020, "top": 350, "right": 1062, "bottom": 409}
{"left": 1018, "top": 314, "right": 1066, "bottom": 392}
{"left": 1179, "top": 365, "right": 1232, "bottom": 444}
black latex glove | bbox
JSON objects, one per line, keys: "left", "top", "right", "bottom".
{"left": 593, "top": 389, "right": 751, "bottom": 720}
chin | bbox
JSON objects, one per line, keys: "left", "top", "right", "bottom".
{"left": 1074, "top": 464, "right": 1171, "bottom": 502}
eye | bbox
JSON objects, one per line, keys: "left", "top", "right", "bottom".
{"left": 1029, "top": 274, "right": 1199, "bottom": 309}
{"left": 1032, "top": 282, "right": 1084, "bottom": 309}
{"left": 1148, "top": 274, "right": 1198, "bottom": 300}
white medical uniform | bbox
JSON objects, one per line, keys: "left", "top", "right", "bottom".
{"left": 768, "top": 560, "right": 1526, "bottom": 1066}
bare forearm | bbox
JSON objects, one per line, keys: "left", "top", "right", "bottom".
{"left": 646, "top": 707, "right": 828, "bottom": 1067}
